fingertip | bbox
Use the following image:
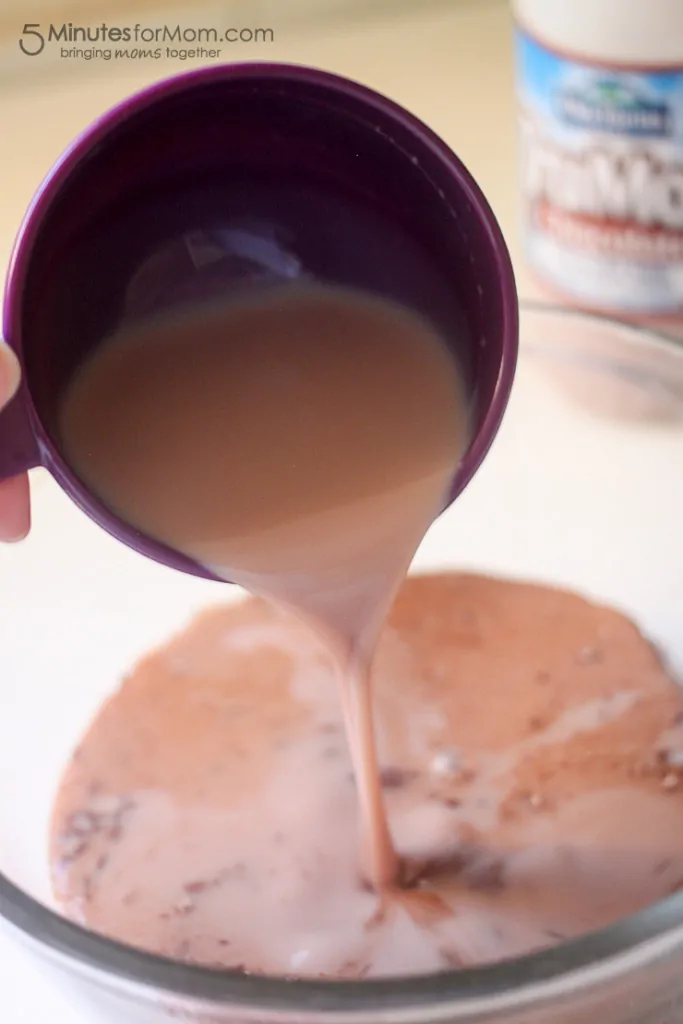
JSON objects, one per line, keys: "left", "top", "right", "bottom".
{"left": 0, "top": 341, "right": 21, "bottom": 404}
{"left": 0, "top": 473, "right": 31, "bottom": 542}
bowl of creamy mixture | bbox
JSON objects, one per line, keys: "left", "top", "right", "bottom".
{"left": 2, "top": 307, "right": 683, "bottom": 1024}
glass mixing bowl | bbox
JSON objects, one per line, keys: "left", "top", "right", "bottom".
{"left": 1, "top": 305, "right": 683, "bottom": 1024}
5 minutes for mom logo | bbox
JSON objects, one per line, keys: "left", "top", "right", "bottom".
{"left": 555, "top": 76, "right": 673, "bottom": 138}
{"left": 18, "top": 21, "right": 274, "bottom": 57}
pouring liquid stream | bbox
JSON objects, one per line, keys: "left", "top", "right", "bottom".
{"left": 59, "top": 282, "right": 471, "bottom": 890}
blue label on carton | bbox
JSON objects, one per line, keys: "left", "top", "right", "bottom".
{"left": 516, "top": 30, "right": 683, "bottom": 313}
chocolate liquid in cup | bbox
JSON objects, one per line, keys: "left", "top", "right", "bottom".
{"left": 58, "top": 282, "right": 471, "bottom": 889}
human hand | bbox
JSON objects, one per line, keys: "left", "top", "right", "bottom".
{"left": 0, "top": 341, "right": 30, "bottom": 541}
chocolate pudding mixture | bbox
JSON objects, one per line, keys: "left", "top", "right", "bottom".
{"left": 58, "top": 283, "right": 471, "bottom": 889}
{"left": 50, "top": 575, "right": 683, "bottom": 975}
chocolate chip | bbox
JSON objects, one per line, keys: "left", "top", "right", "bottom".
{"left": 403, "top": 844, "right": 474, "bottom": 887}
{"left": 380, "top": 766, "right": 418, "bottom": 789}
{"left": 440, "top": 796, "right": 462, "bottom": 809}
{"left": 184, "top": 880, "right": 210, "bottom": 895}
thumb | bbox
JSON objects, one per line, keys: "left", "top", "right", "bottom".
{"left": 0, "top": 340, "right": 21, "bottom": 406}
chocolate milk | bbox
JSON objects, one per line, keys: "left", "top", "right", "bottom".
{"left": 59, "top": 283, "right": 470, "bottom": 888}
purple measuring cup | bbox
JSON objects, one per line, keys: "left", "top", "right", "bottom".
{"left": 0, "top": 63, "right": 517, "bottom": 580}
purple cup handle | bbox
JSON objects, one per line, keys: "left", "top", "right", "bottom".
{"left": 0, "top": 387, "right": 40, "bottom": 479}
